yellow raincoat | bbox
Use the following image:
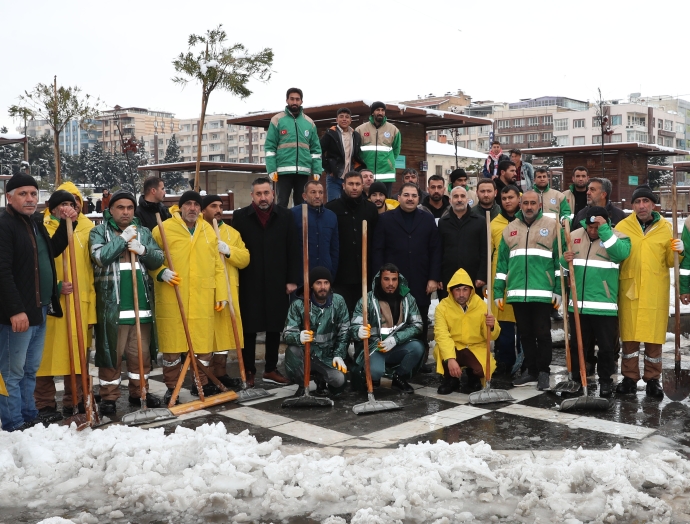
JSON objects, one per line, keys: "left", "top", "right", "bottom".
{"left": 38, "top": 182, "right": 96, "bottom": 376}
{"left": 616, "top": 212, "right": 676, "bottom": 344}
{"left": 212, "top": 221, "right": 250, "bottom": 350}
{"left": 433, "top": 268, "right": 500, "bottom": 383}
{"left": 490, "top": 213, "right": 516, "bottom": 322}
{"left": 151, "top": 209, "right": 228, "bottom": 354}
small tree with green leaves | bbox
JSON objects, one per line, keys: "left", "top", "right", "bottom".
{"left": 162, "top": 134, "right": 186, "bottom": 190}
{"left": 172, "top": 24, "right": 273, "bottom": 191}
{"left": 9, "top": 76, "right": 101, "bottom": 187}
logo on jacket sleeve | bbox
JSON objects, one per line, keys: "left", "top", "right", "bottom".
{"left": 510, "top": 230, "right": 518, "bottom": 237}
{"left": 550, "top": 198, "right": 557, "bottom": 205}
{"left": 574, "top": 238, "right": 581, "bottom": 244}
{"left": 304, "top": 130, "right": 309, "bottom": 137}
{"left": 280, "top": 129, "right": 287, "bottom": 135}
{"left": 539, "top": 228, "right": 549, "bottom": 236}
{"left": 364, "top": 132, "right": 370, "bottom": 137}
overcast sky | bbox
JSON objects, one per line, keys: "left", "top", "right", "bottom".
{"left": 2, "top": 0, "right": 689, "bottom": 134}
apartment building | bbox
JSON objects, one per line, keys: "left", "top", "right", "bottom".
{"left": 98, "top": 107, "right": 178, "bottom": 155}
{"left": 21, "top": 118, "right": 99, "bottom": 155}
{"left": 399, "top": 90, "right": 473, "bottom": 142}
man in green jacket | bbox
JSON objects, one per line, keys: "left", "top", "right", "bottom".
{"left": 89, "top": 191, "right": 165, "bottom": 415}
{"left": 265, "top": 87, "right": 323, "bottom": 207}
{"left": 356, "top": 102, "right": 402, "bottom": 197}
{"left": 283, "top": 267, "right": 349, "bottom": 397}
{"left": 494, "top": 190, "right": 562, "bottom": 391}
{"left": 533, "top": 167, "right": 571, "bottom": 222}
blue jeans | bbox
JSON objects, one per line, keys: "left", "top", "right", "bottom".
{"left": 495, "top": 321, "right": 517, "bottom": 366}
{"left": 327, "top": 174, "right": 343, "bottom": 202}
{"left": 370, "top": 339, "right": 424, "bottom": 381}
{"left": 0, "top": 307, "right": 47, "bottom": 431}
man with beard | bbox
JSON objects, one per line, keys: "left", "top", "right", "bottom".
{"left": 394, "top": 169, "right": 429, "bottom": 201}
{"left": 283, "top": 267, "right": 349, "bottom": 397}
{"left": 201, "top": 194, "right": 250, "bottom": 389}
{"left": 421, "top": 175, "right": 450, "bottom": 219}
{"left": 562, "top": 166, "right": 589, "bottom": 220}
{"left": 232, "top": 178, "right": 299, "bottom": 387}
{"left": 368, "top": 182, "right": 399, "bottom": 214}
{"left": 470, "top": 178, "right": 501, "bottom": 221}
{"left": 361, "top": 169, "right": 375, "bottom": 196}
{"left": 320, "top": 107, "right": 366, "bottom": 202}
{"left": 494, "top": 161, "right": 519, "bottom": 205}
{"left": 265, "top": 88, "right": 323, "bottom": 207}
{"left": 326, "top": 171, "right": 379, "bottom": 313}
{"left": 572, "top": 177, "right": 626, "bottom": 231}
{"left": 135, "top": 176, "right": 172, "bottom": 232}
{"left": 483, "top": 141, "right": 509, "bottom": 179}
{"left": 533, "top": 167, "right": 571, "bottom": 223}
{"left": 449, "top": 169, "right": 477, "bottom": 208}
{"left": 356, "top": 102, "right": 401, "bottom": 197}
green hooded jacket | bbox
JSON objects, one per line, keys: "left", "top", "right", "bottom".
{"left": 355, "top": 116, "right": 402, "bottom": 182}
{"left": 265, "top": 106, "right": 323, "bottom": 176}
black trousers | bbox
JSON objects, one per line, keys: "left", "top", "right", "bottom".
{"left": 568, "top": 314, "right": 618, "bottom": 384}
{"left": 243, "top": 332, "right": 281, "bottom": 374}
{"left": 512, "top": 302, "right": 553, "bottom": 375}
{"left": 276, "top": 174, "right": 308, "bottom": 207}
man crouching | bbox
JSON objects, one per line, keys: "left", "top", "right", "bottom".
{"left": 283, "top": 267, "right": 350, "bottom": 397}
{"left": 434, "top": 268, "right": 500, "bottom": 394}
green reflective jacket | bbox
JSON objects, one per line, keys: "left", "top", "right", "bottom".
{"left": 265, "top": 106, "right": 322, "bottom": 176}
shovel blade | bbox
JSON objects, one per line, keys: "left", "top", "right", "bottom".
{"left": 662, "top": 367, "right": 690, "bottom": 402}
{"left": 353, "top": 393, "right": 402, "bottom": 415}
{"left": 121, "top": 408, "right": 177, "bottom": 426}
{"left": 468, "top": 386, "right": 515, "bottom": 405}
{"left": 236, "top": 387, "right": 274, "bottom": 403}
{"left": 551, "top": 380, "right": 582, "bottom": 393}
{"left": 282, "top": 393, "right": 334, "bottom": 408}
{"left": 559, "top": 396, "right": 610, "bottom": 412}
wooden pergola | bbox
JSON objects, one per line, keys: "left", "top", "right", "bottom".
{"left": 226, "top": 100, "right": 492, "bottom": 193}
{"left": 524, "top": 142, "right": 689, "bottom": 205}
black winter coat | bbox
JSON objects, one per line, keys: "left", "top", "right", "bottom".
{"left": 232, "top": 204, "right": 300, "bottom": 333}
{"left": 135, "top": 196, "right": 172, "bottom": 233}
{"left": 0, "top": 206, "right": 68, "bottom": 325}
{"left": 438, "top": 207, "right": 487, "bottom": 289}
{"left": 371, "top": 207, "right": 442, "bottom": 309}
{"left": 320, "top": 126, "right": 366, "bottom": 177}
{"left": 325, "top": 194, "right": 379, "bottom": 286}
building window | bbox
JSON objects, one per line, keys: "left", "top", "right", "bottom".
{"left": 528, "top": 133, "right": 539, "bottom": 142}
{"left": 528, "top": 117, "right": 539, "bottom": 126}
{"left": 513, "top": 135, "right": 524, "bottom": 144}
{"left": 239, "top": 147, "right": 245, "bottom": 153}
{"left": 228, "top": 135, "right": 235, "bottom": 142}
{"left": 260, "top": 133, "right": 266, "bottom": 139}
{"left": 556, "top": 136, "right": 569, "bottom": 146}
{"left": 468, "top": 140, "right": 476, "bottom": 149}
{"left": 677, "top": 123, "right": 685, "bottom": 133}
{"left": 554, "top": 119, "right": 568, "bottom": 131}
{"left": 211, "top": 133, "right": 219, "bottom": 140}
{"left": 239, "top": 135, "right": 245, "bottom": 142}
{"left": 201, "top": 145, "right": 208, "bottom": 152}
{"left": 458, "top": 141, "right": 466, "bottom": 148}
{"left": 611, "top": 115, "right": 622, "bottom": 126}
{"left": 665, "top": 137, "right": 673, "bottom": 147}
{"left": 658, "top": 119, "right": 663, "bottom": 129}
{"left": 626, "top": 131, "right": 648, "bottom": 142}
{"left": 543, "top": 116, "right": 553, "bottom": 125}
{"left": 573, "top": 119, "right": 585, "bottom": 128}
{"left": 497, "top": 120, "right": 510, "bottom": 129}
{"left": 514, "top": 118, "right": 525, "bottom": 128}
{"left": 628, "top": 115, "right": 646, "bottom": 127}
{"left": 678, "top": 139, "right": 686, "bottom": 148}
{"left": 435, "top": 165, "right": 442, "bottom": 176}
{"left": 498, "top": 136, "right": 510, "bottom": 144}
{"left": 665, "top": 120, "right": 673, "bottom": 131}
{"left": 573, "top": 136, "right": 585, "bottom": 146}
{"left": 592, "top": 135, "right": 602, "bottom": 144}
{"left": 542, "top": 132, "right": 553, "bottom": 141}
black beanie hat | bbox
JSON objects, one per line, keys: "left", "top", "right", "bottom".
{"left": 370, "top": 101, "right": 386, "bottom": 114}
{"left": 109, "top": 190, "right": 136, "bottom": 208}
{"left": 6, "top": 173, "right": 38, "bottom": 193}
{"left": 309, "top": 266, "right": 332, "bottom": 286}
{"left": 631, "top": 184, "right": 657, "bottom": 204}
{"left": 47, "top": 190, "right": 76, "bottom": 212}
{"left": 179, "top": 190, "right": 202, "bottom": 207}
{"left": 201, "top": 194, "right": 223, "bottom": 210}
{"left": 585, "top": 205, "right": 609, "bottom": 223}
{"left": 369, "top": 182, "right": 388, "bottom": 197}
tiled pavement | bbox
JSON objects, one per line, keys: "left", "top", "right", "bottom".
{"left": 49, "top": 336, "right": 690, "bottom": 456}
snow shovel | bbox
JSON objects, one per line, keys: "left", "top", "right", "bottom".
{"left": 65, "top": 219, "right": 103, "bottom": 430}
{"left": 213, "top": 219, "right": 273, "bottom": 403}
{"left": 663, "top": 170, "right": 690, "bottom": 401}
{"left": 282, "top": 205, "right": 333, "bottom": 408}
{"left": 551, "top": 221, "right": 581, "bottom": 394}
{"left": 353, "top": 220, "right": 402, "bottom": 415}
{"left": 121, "top": 251, "right": 177, "bottom": 426}
{"left": 153, "top": 212, "right": 238, "bottom": 412}
{"left": 560, "top": 221, "right": 610, "bottom": 412}
{"left": 469, "top": 210, "right": 515, "bottom": 405}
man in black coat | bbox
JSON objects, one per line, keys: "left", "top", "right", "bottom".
{"left": 438, "top": 186, "right": 488, "bottom": 292}
{"left": 231, "top": 177, "right": 300, "bottom": 387}
{"left": 0, "top": 174, "right": 77, "bottom": 432}
{"left": 571, "top": 176, "right": 626, "bottom": 231}
{"left": 371, "top": 182, "right": 442, "bottom": 366}
{"left": 321, "top": 108, "right": 366, "bottom": 203}
{"left": 325, "top": 171, "right": 379, "bottom": 313}
{"left": 135, "top": 176, "right": 172, "bottom": 231}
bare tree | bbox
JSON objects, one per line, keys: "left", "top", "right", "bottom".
{"left": 172, "top": 25, "right": 273, "bottom": 191}
{"left": 9, "top": 76, "right": 101, "bottom": 186}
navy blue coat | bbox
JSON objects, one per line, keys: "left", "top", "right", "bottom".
{"left": 291, "top": 204, "right": 339, "bottom": 283}
{"left": 371, "top": 207, "right": 442, "bottom": 309}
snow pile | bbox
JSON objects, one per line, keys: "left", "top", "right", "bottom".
{"left": 3, "top": 424, "right": 690, "bottom": 523}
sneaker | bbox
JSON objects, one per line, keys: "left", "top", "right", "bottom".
{"left": 262, "top": 369, "right": 289, "bottom": 385}
{"left": 37, "top": 406, "right": 64, "bottom": 425}
{"left": 391, "top": 373, "right": 414, "bottom": 394}
{"left": 128, "top": 394, "right": 162, "bottom": 408}
{"left": 645, "top": 378, "right": 664, "bottom": 399}
{"left": 513, "top": 373, "right": 537, "bottom": 387}
{"left": 615, "top": 376, "right": 638, "bottom": 395}
{"left": 163, "top": 388, "right": 180, "bottom": 406}
{"left": 217, "top": 375, "right": 242, "bottom": 389}
{"left": 599, "top": 382, "right": 613, "bottom": 398}
{"left": 437, "top": 376, "right": 460, "bottom": 395}
{"left": 100, "top": 400, "right": 117, "bottom": 415}
{"left": 190, "top": 382, "right": 220, "bottom": 397}
{"left": 537, "top": 372, "right": 550, "bottom": 391}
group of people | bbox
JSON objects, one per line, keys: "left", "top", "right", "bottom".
{"left": 0, "top": 93, "right": 683, "bottom": 432}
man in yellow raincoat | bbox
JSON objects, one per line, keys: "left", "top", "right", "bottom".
{"left": 615, "top": 184, "right": 682, "bottom": 399}
{"left": 434, "top": 268, "right": 500, "bottom": 394}
{"left": 34, "top": 184, "right": 96, "bottom": 422}
{"left": 151, "top": 191, "right": 228, "bottom": 403}
{"left": 201, "top": 194, "right": 249, "bottom": 388}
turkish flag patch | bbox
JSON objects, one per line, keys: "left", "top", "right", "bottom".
{"left": 280, "top": 129, "right": 287, "bottom": 135}
{"left": 510, "top": 230, "right": 518, "bottom": 237}
{"left": 574, "top": 238, "right": 581, "bottom": 244}
{"left": 364, "top": 132, "right": 370, "bottom": 137}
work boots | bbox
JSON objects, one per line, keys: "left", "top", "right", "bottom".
{"left": 437, "top": 375, "right": 460, "bottom": 395}
{"left": 391, "top": 373, "right": 414, "bottom": 394}
{"left": 615, "top": 377, "right": 638, "bottom": 395}
{"left": 645, "top": 378, "right": 664, "bottom": 399}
